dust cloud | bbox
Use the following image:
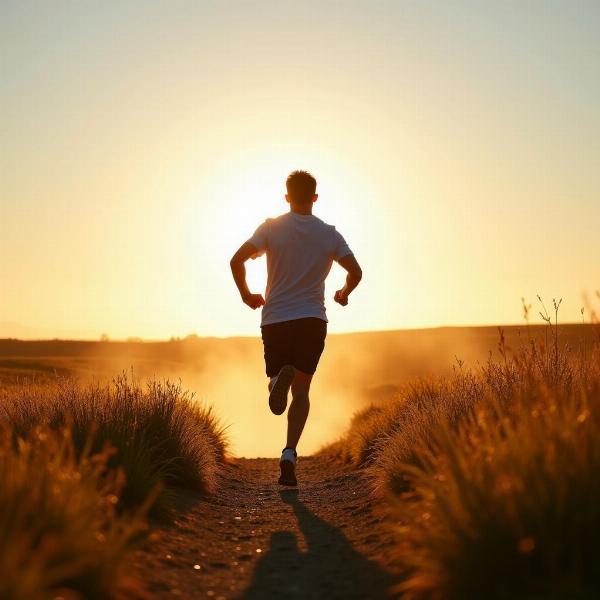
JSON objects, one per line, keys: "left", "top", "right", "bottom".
{"left": 4, "top": 325, "right": 589, "bottom": 457}
{"left": 108, "top": 328, "right": 513, "bottom": 457}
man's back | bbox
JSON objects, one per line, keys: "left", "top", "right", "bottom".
{"left": 248, "top": 212, "right": 351, "bottom": 326}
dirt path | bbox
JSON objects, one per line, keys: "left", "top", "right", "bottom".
{"left": 129, "top": 455, "right": 398, "bottom": 599}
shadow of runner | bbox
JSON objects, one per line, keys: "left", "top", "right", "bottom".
{"left": 238, "top": 489, "right": 393, "bottom": 600}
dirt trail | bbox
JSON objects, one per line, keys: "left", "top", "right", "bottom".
{"left": 129, "top": 455, "right": 398, "bottom": 599}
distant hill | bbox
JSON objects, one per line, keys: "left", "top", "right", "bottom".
{"left": 1, "top": 323, "right": 595, "bottom": 383}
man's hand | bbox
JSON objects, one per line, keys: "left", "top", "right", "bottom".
{"left": 334, "top": 254, "right": 362, "bottom": 307}
{"left": 334, "top": 289, "right": 348, "bottom": 306}
{"left": 243, "top": 293, "right": 265, "bottom": 310}
{"left": 231, "top": 242, "right": 266, "bottom": 310}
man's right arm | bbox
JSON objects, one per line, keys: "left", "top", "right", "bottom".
{"left": 334, "top": 254, "right": 363, "bottom": 306}
{"left": 230, "top": 242, "right": 265, "bottom": 310}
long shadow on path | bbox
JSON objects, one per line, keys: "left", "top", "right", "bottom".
{"left": 238, "top": 489, "right": 393, "bottom": 600}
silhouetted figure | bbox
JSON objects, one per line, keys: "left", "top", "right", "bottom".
{"left": 230, "top": 171, "right": 363, "bottom": 485}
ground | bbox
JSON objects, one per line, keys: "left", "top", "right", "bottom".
{"left": 127, "top": 455, "right": 399, "bottom": 599}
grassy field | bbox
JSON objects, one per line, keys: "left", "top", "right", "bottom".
{"left": 324, "top": 317, "right": 600, "bottom": 598}
{"left": 1, "top": 319, "right": 599, "bottom": 598}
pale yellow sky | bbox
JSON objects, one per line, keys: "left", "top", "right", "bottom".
{"left": 1, "top": 1, "right": 599, "bottom": 339}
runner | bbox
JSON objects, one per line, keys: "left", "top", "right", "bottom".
{"left": 230, "top": 170, "right": 363, "bottom": 485}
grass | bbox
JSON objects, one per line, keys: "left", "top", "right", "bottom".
{"left": 1, "top": 374, "right": 227, "bottom": 517}
{"left": 0, "top": 374, "right": 227, "bottom": 598}
{"left": 0, "top": 424, "right": 144, "bottom": 600}
{"left": 331, "top": 301, "right": 600, "bottom": 599}
{"left": 394, "top": 372, "right": 600, "bottom": 600}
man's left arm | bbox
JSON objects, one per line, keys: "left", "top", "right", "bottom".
{"left": 230, "top": 242, "right": 265, "bottom": 310}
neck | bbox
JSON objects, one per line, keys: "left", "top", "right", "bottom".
{"left": 290, "top": 205, "right": 313, "bottom": 216}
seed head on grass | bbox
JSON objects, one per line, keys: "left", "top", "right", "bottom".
{"left": 335, "top": 302, "right": 600, "bottom": 598}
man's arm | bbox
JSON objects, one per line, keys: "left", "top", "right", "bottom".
{"left": 334, "top": 254, "right": 363, "bottom": 306}
{"left": 230, "top": 241, "right": 265, "bottom": 310}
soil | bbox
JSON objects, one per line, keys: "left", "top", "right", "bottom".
{"left": 126, "top": 455, "right": 399, "bottom": 599}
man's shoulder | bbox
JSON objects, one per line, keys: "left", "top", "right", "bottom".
{"left": 265, "top": 213, "right": 290, "bottom": 226}
{"left": 254, "top": 215, "right": 281, "bottom": 230}
{"left": 316, "top": 217, "right": 341, "bottom": 235}
{"left": 305, "top": 215, "right": 338, "bottom": 231}
{"left": 263, "top": 213, "right": 340, "bottom": 234}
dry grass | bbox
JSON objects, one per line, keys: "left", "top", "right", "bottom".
{"left": 0, "top": 374, "right": 227, "bottom": 598}
{"left": 333, "top": 302, "right": 600, "bottom": 598}
{"left": 1, "top": 374, "right": 227, "bottom": 517}
{"left": 330, "top": 372, "right": 484, "bottom": 497}
{"left": 395, "top": 369, "right": 600, "bottom": 600}
{"left": 0, "top": 424, "right": 145, "bottom": 600}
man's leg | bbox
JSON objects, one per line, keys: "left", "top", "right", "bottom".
{"left": 286, "top": 370, "right": 312, "bottom": 449}
{"left": 268, "top": 365, "right": 295, "bottom": 415}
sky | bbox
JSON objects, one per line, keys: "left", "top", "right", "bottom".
{"left": 1, "top": 0, "right": 599, "bottom": 339}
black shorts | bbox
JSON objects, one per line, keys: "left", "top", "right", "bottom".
{"left": 261, "top": 317, "right": 327, "bottom": 378}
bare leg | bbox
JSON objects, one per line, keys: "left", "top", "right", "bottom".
{"left": 286, "top": 370, "right": 312, "bottom": 449}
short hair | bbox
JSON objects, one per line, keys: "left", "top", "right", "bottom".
{"left": 286, "top": 170, "right": 317, "bottom": 204}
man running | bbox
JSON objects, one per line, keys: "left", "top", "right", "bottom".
{"left": 230, "top": 170, "right": 363, "bottom": 485}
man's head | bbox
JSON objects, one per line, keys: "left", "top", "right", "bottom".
{"left": 285, "top": 170, "right": 318, "bottom": 208}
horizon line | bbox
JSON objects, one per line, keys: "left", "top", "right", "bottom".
{"left": 0, "top": 320, "right": 591, "bottom": 344}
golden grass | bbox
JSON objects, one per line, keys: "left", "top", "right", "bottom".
{"left": 395, "top": 373, "right": 600, "bottom": 599}
{"left": 0, "top": 425, "right": 145, "bottom": 599}
{"left": 333, "top": 309, "right": 600, "bottom": 598}
{"left": 0, "top": 374, "right": 227, "bottom": 598}
{"left": 1, "top": 374, "right": 227, "bottom": 516}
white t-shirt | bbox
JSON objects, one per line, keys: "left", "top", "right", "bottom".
{"left": 247, "top": 212, "right": 352, "bottom": 326}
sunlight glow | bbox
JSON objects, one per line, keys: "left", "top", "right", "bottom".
{"left": 182, "top": 148, "right": 373, "bottom": 331}
{"left": 1, "top": 2, "right": 599, "bottom": 339}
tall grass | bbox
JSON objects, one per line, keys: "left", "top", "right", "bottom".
{"left": 1, "top": 374, "right": 227, "bottom": 517}
{"left": 0, "top": 374, "right": 227, "bottom": 598}
{"left": 335, "top": 307, "right": 600, "bottom": 598}
{"left": 0, "top": 424, "right": 144, "bottom": 600}
{"left": 395, "top": 373, "right": 600, "bottom": 599}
